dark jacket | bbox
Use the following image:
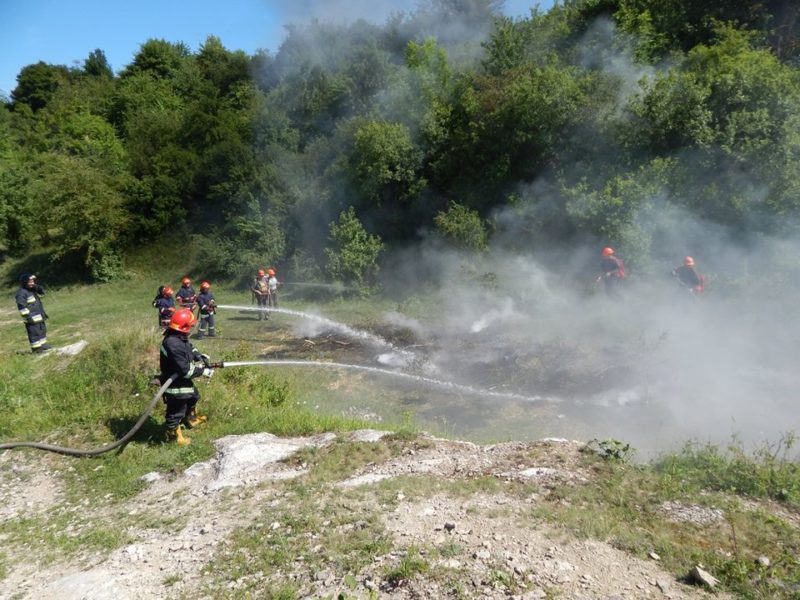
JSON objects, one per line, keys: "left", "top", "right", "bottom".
{"left": 600, "top": 256, "right": 623, "bottom": 278}
{"left": 197, "top": 291, "right": 216, "bottom": 315}
{"left": 673, "top": 265, "right": 701, "bottom": 288}
{"left": 15, "top": 277, "right": 47, "bottom": 325}
{"left": 159, "top": 330, "right": 205, "bottom": 397}
{"left": 155, "top": 296, "right": 175, "bottom": 322}
{"left": 176, "top": 286, "right": 197, "bottom": 309}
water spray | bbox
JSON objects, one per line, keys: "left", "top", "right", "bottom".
{"left": 216, "top": 304, "right": 417, "bottom": 360}
{"left": 213, "top": 359, "right": 552, "bottom": 404}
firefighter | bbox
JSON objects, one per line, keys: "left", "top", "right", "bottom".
{"left": 673, "top": 256, "right": 704, "bottom": 295}
{"left": 196, "top": 280, "right": 217, "bottom": 339}
{"left": 15, "top": 273, "right": 51, "bottom": 353}
{"left": 266, "top": 268, "right": 281, "bottom": 308}
{"left": 176, "top": 276, "right": 197, "bottom": 314}
{"left": 252, "top": 268, "right": 270, "bottom": 320}
{"left": 159, "top": 308, "right": 215, "bottom": 445}
{"left": 155, "top": 286, "right": 176, "bottom": 329}
{"left": 597, "top": 247, "right": 625, "bottom": 295}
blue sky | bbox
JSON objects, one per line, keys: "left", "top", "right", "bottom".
{"left": 0, "top": 0, "right": 554, "bottom": 98}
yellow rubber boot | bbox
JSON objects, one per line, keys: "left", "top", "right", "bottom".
{"left": 166, "top": 425, "right": 191, "bottom": 446}
{"left": 184, "top": 408, "right": 208, "bottom": 428}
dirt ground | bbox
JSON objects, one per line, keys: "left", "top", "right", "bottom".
{"left": 0, "top": 433, "right": 734, "bottom": 600}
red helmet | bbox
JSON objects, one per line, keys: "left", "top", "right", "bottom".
{"left": 181, "top": 277, "right": 191, "bottom": 286}
{"left": 163, "top": 286, "right": 174, "bottom": 297}
{"left": 257, "top": 269, "right": 265, "bottom": 277}
{"left": 200, "top": 280, "right": 210, "bottom": 290}
{"left": 684, "top": 256, "right": 695, "bottom": 266}
{"left": 601, "top": 247, "right": 615, "bottom": 257}
{"left": 267, "top": 268, "right": 275, "bottom": 276}
{"left": 169, "top": 308, "right": 197, "bottom": 333}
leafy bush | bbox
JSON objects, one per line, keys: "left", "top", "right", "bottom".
{"left": 656, "top": 433, "right": 800, "bottom": 505}
{"left": 324, "top": 206, "right": 384, "bottom": 291}
{"left": 434, "top": 202, "right": 488, "bottom": 251}
{"left": 585, "top": 438, "right": 635, "bottom": 462}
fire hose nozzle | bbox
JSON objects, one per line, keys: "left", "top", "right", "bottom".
{"left": 208, "top": 361, "right": 225, "bottom": 369}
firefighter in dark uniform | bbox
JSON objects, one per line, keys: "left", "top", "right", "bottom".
{"left": 196, "top": 280, "right": 217, "bottom": 339}
{"left": 15, "top": 273, "right": 51, "bottom": 353}
{"left": 597, "top": 246, "right": 625, "bottom": 295}
{"left": 159, "top": 308, "right": 215, "bottom": 445}
{"left": 672, "top": 256, "right": 704, "bottom": 295}
{"left": 176, "top": 276, "right": 197, "bottom": 314}
{"left": 155, "top": 286, "right": 176, "bottom": 329}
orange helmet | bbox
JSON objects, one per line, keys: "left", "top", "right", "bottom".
{"left": 200, "top": 280, "right": 210, "bottom": 290}
{"left": 601, "top": 247, "right": 614, "bottom": 257}
{"left": 169, "top": 308, "right": 197, "bottom": 333}
{"left": 181, "top": 276, "right": 191, "bottom": 286}
{"left": 267, "top": 268, "right": 275, "bottom": 276}
{"left": 163, "top": 286, "right": 174, "bottom": 297}
{"left": 257, "top": 269, "right": 266, "bottom": 277}
{"left": 684, "top": 256, "right": 695, "bottom": 266}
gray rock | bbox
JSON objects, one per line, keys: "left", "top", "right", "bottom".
{"left": 689, "top": 565, "right": 719, "bottom": 588}
{"left": 348, "top": 429, "right": 389, "bottom": 443}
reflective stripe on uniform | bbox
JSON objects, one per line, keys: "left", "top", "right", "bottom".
{"left": 31, "top": 337, "right": 47, "bottom": 348}
{"left": 27, "top": 296, "right": 36, "bottom": 304}
{"left": 160, "top": 344, "right": 168, "bottom": 357}
{"left": 165, "top": 387, "right": 195, "bottom": 395}
{"left": 30, "top": 314, "right": 43, "bottom": 323}
{"left": 186, "top": 362, "right": 196, "bottom": 377}
{"left": 19, "top": 308, "right": 30, "bottom": 316}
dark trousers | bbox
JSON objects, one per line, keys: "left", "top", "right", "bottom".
{"left": 25, "top": 321, "right": 47, "bottom": 351}
{"left": 198, "top": 313, "right": 216, "bottom": 336}
{"left": 164, "top": 392, "right": 199, "bottom": 429}
{"left": 256, "top": 295, "right": 269, "bottom": 319}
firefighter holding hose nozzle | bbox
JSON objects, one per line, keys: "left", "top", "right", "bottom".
{"left": 596, "top": 246, "right": 625, "bottom": 295}
{"left": 155, "top": 286, "right": 176, "bottom": 329}
{"left": 195, "top": 280, "right": 217, "bottom": 339}
{"left": 672, "top": 256, "right": 704, "bottom": 296}
{"left": 176, "top": 276, "right": 198, "bottom": 315}
{"left": 160, "top": 308, "right": 215, "bottom": 445}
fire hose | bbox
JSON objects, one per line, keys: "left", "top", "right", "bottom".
{"left": 0, "top": 360, "right": 226, "bottom": 457}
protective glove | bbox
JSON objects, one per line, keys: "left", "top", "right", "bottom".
{"left": 35, "top": 284, "right": 45, "bottom": 294}
{"left": 201, "top": 368, "right": 214, "bottom": 379}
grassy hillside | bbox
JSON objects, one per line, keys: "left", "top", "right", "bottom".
{"left": 0, "top": 254, "right": 798, "bottom": 599}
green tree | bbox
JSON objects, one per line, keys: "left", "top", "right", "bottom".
{"left": 121, "top": 39, "right": 191, "bottom": 80}
{"left": 11, "top": 62, "right": 71, "bottom": 111}
{"left": 324, "top": 206, "right": 384, "bottom": 287}
{"left": 34, "top": 153, "right": 132, "bottom": 281}
{"left": 349, "top": 120, "right": 425, "bottom": 207}
{"left": 615, "top": 0, "right": 797, "bottom": 61}
{"left": 0, "top": 109, "right": 36, "bottom": 254}
{"left": 83, "top": 49, "right": 113, "bottom": 79}
{"left": 434, "top": 202, "right": 488, "bottom": 250}
{"left": 196, "top": 36, "right": 251, "bottom": 94}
